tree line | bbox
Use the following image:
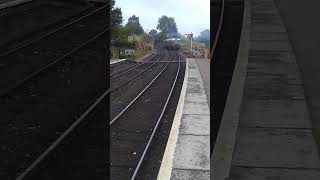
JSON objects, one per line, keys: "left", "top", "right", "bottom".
{"left": 111, "top": 0, "right": 209, "bottom": 49}
{"left": 111, "top": 0, "right": 179, "bottom": 47}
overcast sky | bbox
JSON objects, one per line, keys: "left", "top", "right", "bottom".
{"left": 114, "top": 0, "right": 210, "bottom": 37}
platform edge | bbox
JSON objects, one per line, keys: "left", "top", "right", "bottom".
{"left": 156, "top": 58, "right": 189, "bottom": 180}
{"left": 210, "top": 0, "right": 251, "bottom": 179}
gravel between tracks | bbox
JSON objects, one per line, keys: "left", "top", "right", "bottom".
{"left": 0, "top": 1, "right": 103, "bottom": 54}
{"left": 110, "top": 61, "right": 167, "bottom": 121}
{"left": 0, "top": 5, "right": 107, "bottom": 94}
{"left": 110, "top": 54, "right": 159, "bottom": 76}
{"left": 110, "top": 52, "right": 183, "bottom": 180}
{"left": 110, "top": 61, "right": 139, "bottom": 76}
{"left": 21, "top": 97, "right": 108, "bottom": 180}
{"left": 0, "top": 0, "right": 87, "bottom": 49}
{"left": 0, "top": 33, "right": 107, "bottom": 180}
{"left": 110, "top": 53, "right": 167, "bottom": 91}
{"left": 135, "top": 61, "right": 186, "bottom": 180}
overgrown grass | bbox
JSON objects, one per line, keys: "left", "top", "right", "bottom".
{"left": 111, "top": 46, "right": 121, "bottom": 59}
{"left": 180, "top": 39, "right": 191, "bottom": 52}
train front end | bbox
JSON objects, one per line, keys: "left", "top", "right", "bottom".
{"left": 164, "top": 38, "right": 180, "bottom": 51}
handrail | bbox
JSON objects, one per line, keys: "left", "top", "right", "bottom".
{"left": 210, "top": 0, "right": 225, "bottom": 60}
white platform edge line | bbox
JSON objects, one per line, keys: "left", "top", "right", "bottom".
{"left": 211, "top": 0, "right": 251, "bottom": 179}
{"left": 0, "top": 0, "right": 31, "bottom": 10}
{"left": 156, "top": 58, "right": 189, "bottom": 180}
{"left": 110, "top": 59, "right": 127, "bottom": 64}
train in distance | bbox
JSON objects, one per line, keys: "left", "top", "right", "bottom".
{"left": 163, "top": 38, "right": 181, "bottom": 51}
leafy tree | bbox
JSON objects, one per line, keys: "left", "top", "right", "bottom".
{"left": 125, "top": 15, "right": 144, "bottom": 35}
{"left": 149, "top": 29, "right": 157, "bottom": 37}
{"left": 111, "top": 0, "right": 123, "bottom": 28}
{"left": 153, "top": 32, "right": 166, "bottom": 44}
{"left": 112, "top": 25, "right": 128, "bottom": 39}
{"left": 196, "top": 29, "right": 210, "bottom": 44}
{"left": 156, "top": 15, "right": 178, "bottom": 38}
{"left": 111, "top": 25, "right": 133, "bottom": 47}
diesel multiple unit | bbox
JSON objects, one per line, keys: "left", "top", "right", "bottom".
{"left": 163, "top": 38, "right": 180, "bottom": 51}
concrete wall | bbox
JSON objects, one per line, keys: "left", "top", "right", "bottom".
{"left": 274, "top": 0, "right": 320, "bottom": 148}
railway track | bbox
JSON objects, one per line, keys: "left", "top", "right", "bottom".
{"left": 110, "top": 61, "right": 140, "bottom": 76}
{"left": 110, "top": 52, "right": 170, "bottom": 121}
{"left": 0, "top": 2, "right": 108, "bottom": 179}
{"left": 0, "top": 0, "right": 104, "bottom": 54}
{"left": 0, "top": 30, "right": 107, "bottom": 180}
{"left": 6, "top": 49, "right": 181, "bottom": 179}
{"left": 15, "top": 88, "right": 108, "bottom": 180}
{"left": 110, "top": 51, "right": 181, "bottom": 179}
{"left": 109, "top": 53, "right": 167, "bottom": 93}
{"left": 110, "top": 53, "right": 158, "bottom": 78}
{"left": 110, "top": 49, "right": 166, "bottom": 77}
{"left": 0, "top": 4, "right": 108, "bottom": 96}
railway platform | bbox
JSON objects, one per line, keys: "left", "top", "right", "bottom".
{"left": 212, "top": 0, "right": 320, "bottom": 179}
{"left": 110, "top": 59, "right": 126, "bottom": 64}
{"left": 158, "top": 58, "right": 210, "bottom": 180}
{"left": 195, "top": 59, "right": 210, "bottom": 105}
{"left": 110, "top": 52, "right": 155, "bottom": 64}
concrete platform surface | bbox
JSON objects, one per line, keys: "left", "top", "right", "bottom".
{"left": 195, "top": 59, "right": 210, "bottom": 105}
{"left": 157, "top": 59, "right": 210, "bottom": 180}
{"left": 274, "top": 0, "right": 320, "bottom": 150}
{"left": 110, "top": 59, "right": 126, "bottom": 64}
{"left": 212, "top": 0, "right": 320, "bottom": 179}
{"left": 171, "top": 59, "right": 210, "bottom": 180}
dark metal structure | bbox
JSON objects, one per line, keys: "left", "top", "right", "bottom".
{"left": 211, "top": 0, "right": 244, "bottom": 155}
{"left": 55, "top": 0, "right": 88, "bottom": 4}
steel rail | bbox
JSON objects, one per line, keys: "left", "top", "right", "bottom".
{"left": 110, "top": 53, "right": 157, "bottom": 78}
{"left": 0, "top": 3, "right": 109, "bottom": 57}
{"left": 107, "top": 52, "right": 167, "bottom": 94}
{"left": 11, "top": 4, "right": 110, "bottom": 179}
{"left": 110, "top": 52, "right": 173, "bottom": 125}
{"left": 0, "top": 29, "right": 108, "bottom": 97}
{"left": 15, "top": 50, "right": 173, "bottom": 179}
{"left": 15, "top": 79, "right": 109, "bottom": 180}
{"left": 16, "top": 51, "right": 174, "bottom": 180}
{"left": 210, "top": 0, "right": 225, "bottom": 60}
{"left": 131, "top": 53, "right": 181, "bottom": 180}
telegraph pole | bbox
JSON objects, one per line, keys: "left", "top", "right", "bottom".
{"left": 191, "top": 34, "right": 193, "bottom": 52}
{"left": 152, "top": 36, "right": 154, "bottom": 51}
{"left": 185, "top": 32, "right": 193, "bottom": 53}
